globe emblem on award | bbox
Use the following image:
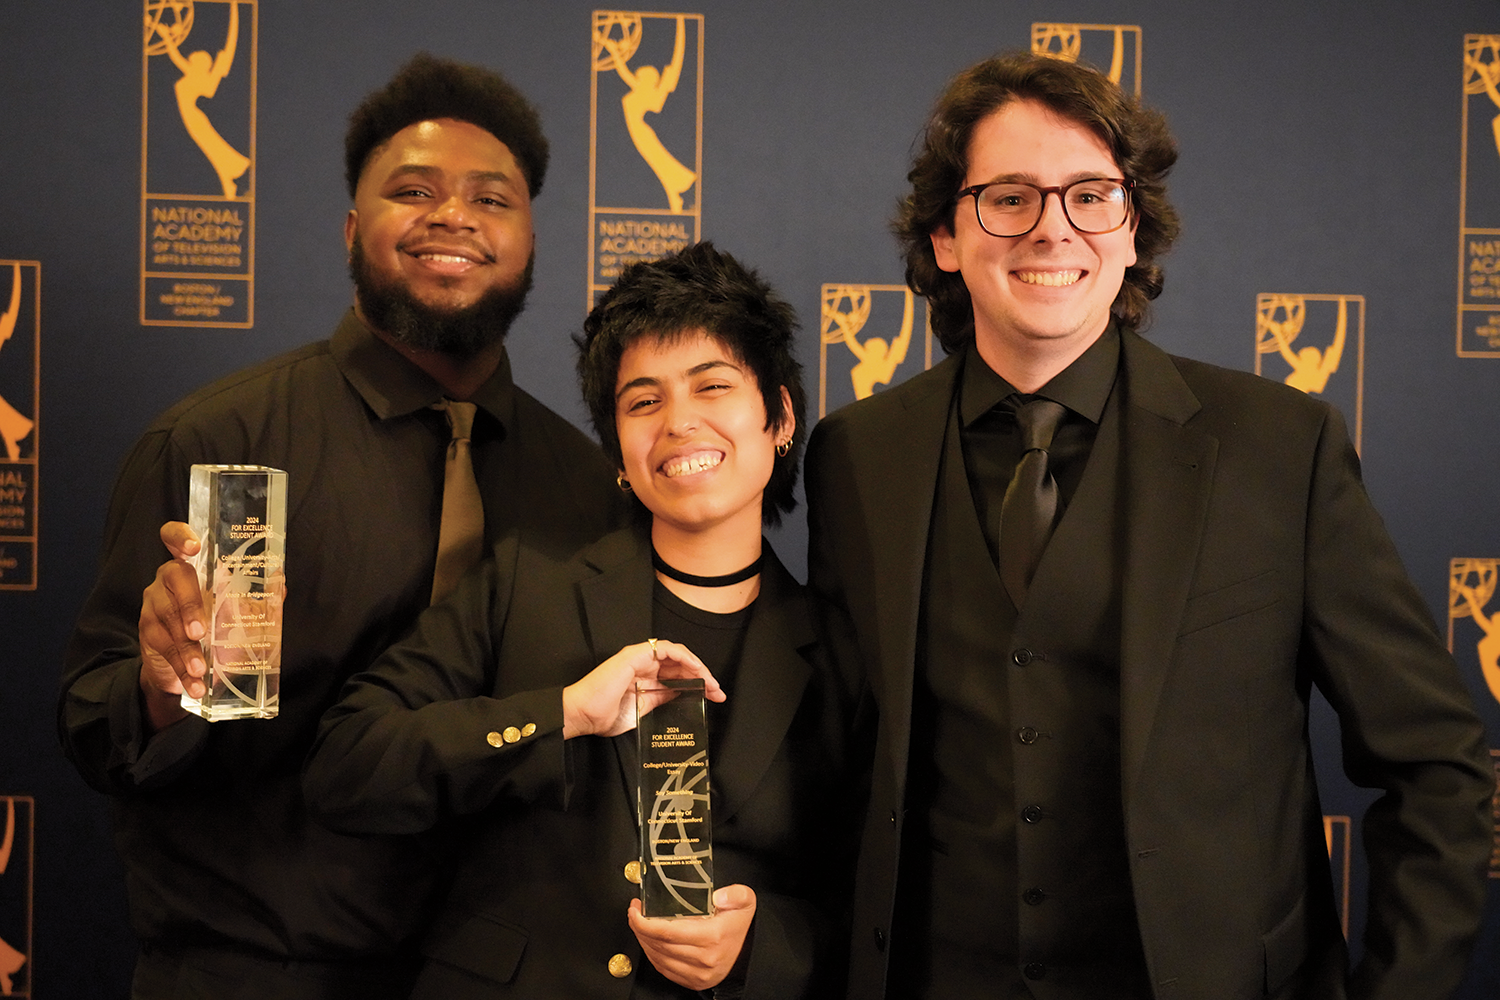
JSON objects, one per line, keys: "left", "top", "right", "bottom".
{"left": 1465, "top": 34, "right": 1500, "bottom": 161}
{"left": 592, "top": 11, "right": 643, "bottom": 72}
{"left": 1256, "top": 294, "right": 1308, "bottom": 356}
{"left": 1450, "top": 558, "right": 1500, "bottom": 705}
{"left": 1032, "top": 23, "right": 1083, "bottom": 63}
{"left": 144, "top": 0, "right": 195, "bottom": 56}
{"left": 644, "top": 749, "right": 713, "bottom": 914}
{"left": 822, "top": 284, "right": 915, "bottom": 402}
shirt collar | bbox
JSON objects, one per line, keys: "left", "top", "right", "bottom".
{"left": 330, "top": 308, "right": 518, "bottom": 429}
{"left": 960, "top": 320, "right": 1120, "bottom": 427}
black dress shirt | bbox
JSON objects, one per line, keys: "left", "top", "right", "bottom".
{"left": 960, "top": 324, "right": 1120, "bottom": 571}
{"left": 59, "top": 310, "right": 624, "bottom": 989}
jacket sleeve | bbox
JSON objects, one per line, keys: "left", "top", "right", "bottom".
{"left": 1300, "top": 406, "right": 1493, "bottom": 999}
{"left": 303, "top": 537, "right": 572, "bottom": 835}
{"left": 58, "top": 427, "right": 210, "bottom": 793}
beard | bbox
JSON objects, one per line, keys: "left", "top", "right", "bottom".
{"left": 349, "top": 235, "right": 534, "bottom": 360}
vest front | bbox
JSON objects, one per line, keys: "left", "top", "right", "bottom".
{"left": 894, "top": 388, "right": 1151, "bottom": 999}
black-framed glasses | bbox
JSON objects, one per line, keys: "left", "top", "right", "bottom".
{"left": 955, "top": 178, "right": 1134, "bottom": 237}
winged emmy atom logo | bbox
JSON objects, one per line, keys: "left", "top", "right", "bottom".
{"left": 1449, "top": 559, "right": 1500, "bottom": 708}
{"left": 1031, "top": 22, "right": 1142, "bottom": 95}
{"left": 587, "top": 12, "right": 703, "bottom": 306}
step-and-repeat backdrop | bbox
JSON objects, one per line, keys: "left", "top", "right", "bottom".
{"left": 2, "top": 2, "right": 1497, "bottom": 996}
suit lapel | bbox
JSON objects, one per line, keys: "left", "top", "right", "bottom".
{"left": 711, "top": 547, "right": 814, "bottom": 823}
{"left": 1114, "top": 333, "right": 1218, "bottom": 807}
{"left": 577, "top": 530, "right": 657, "bottom": 806}
{"left": 854, "top": 356, "right": 961, "bottom": 786}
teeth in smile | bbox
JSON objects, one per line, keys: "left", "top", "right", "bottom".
{"left": 664, "top": 454, "right": 722, "bottom": 478}
{"left": 1016, "top": 270, "right": 1082, "bottom": 286}
{"left": 417, "top": 253, "right": 473, "bottom": 264}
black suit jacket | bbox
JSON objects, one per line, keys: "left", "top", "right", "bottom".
{"left": 305, "top": 527, "right": 851, "bottom": 999}
{"left": 806, "top": 330, "right": 1492, "bottom": 999}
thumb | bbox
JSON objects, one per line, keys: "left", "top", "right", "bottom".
{"left": 712, "top": 884, "right": 756, "bottom": 912}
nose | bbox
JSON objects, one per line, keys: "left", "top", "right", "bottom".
{"left": 662, "top": 395, "right": 699, "bottom": 436}
{"left": 425, "top": 194, "right": 476, "bottom": 230}
{"left": 1031, "top": 189, "right": 1073, "bottom": 240}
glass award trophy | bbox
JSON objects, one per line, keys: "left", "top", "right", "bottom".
{"left": 181, "top": 464, "right": 287, "bottom": 721}
{"left": 636, "top": 678, "right": 713, "bottom": 916}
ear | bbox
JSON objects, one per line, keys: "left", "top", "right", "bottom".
{"left": 344, "top": 210, "right": 358, "bottom": 255}
{"left": 930, "top": 225, "right": 961, "bottom": 273}
{"left": 1126, "top": 215, "right": 1139, "bottom": 268}
{"left": 773, "top": 385, "right": 796, "bottom": 445}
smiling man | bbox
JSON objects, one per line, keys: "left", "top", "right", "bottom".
{"left": 805, "top": 52, "right": 1493, "bottom": 999}
{"left": 60, "top": 55, "right": 623, "bottom": 999}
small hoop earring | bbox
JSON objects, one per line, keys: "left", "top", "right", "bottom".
{"left": 616, "top": 473, "right": 632, "bottom": 493}
{"left": 776, "top": 441, "right": 791, "bottom": 458}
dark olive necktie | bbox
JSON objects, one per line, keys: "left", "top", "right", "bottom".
{"left": 430, "top": 399, "right": 483, "bottom": 603}
{"left": 998, "top": 397, "right": 1067, "bottom": 607}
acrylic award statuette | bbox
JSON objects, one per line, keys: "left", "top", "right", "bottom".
{"left": 636, "top": 678, "right": 713, "bottom": 916}
{"left": 181, "top": 464, "right": 287, "bottom": 720}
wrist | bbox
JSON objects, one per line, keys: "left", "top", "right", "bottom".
{"left": 139, "top": 673, "right": 189, "bottom": 733}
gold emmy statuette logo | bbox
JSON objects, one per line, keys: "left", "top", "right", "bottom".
{"left": 818, "top": 285, "right": 933, "bottom": 417}
{"left": 1254, "top": 293, "right": 1365, "bottom": 452}
{"left": 1449, "top": 558, "right": 1500, "bottom": 708}
{"left": 0, "top": 262, "right": 38, "bottom": 592}
{"left": 141, "top": 0, "right": 256, "bottom": 327}
{"left": 588, "top": 11, "right": 704, "bottom": 307}
{"left": 1459, "top": 35, "right": 1500, "bottom": 355}
{"left": 1322, "top": 815, "right": 1351, "bottom": 936}
{"left": 1031, "top": 23, "right": 1142, "bottom": 95}
{"left": 0, "top": 797, "right": 33, "bottom": 996}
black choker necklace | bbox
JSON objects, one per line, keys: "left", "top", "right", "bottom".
{"left": 653, "top": 548, "right": 764, "bottom": 587}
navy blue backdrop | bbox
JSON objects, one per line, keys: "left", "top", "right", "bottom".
{"left": 1, "top": 2, "right": 1497, "bottom": 996}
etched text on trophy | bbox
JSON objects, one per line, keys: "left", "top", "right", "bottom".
{"left": 183, "top": 464, "right": 286, "bottom": 720}
{"left": 637, "top": 678, "right": 713, "bottom": 917}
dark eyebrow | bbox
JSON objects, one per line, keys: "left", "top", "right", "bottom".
{"left": 615, "top": 359, "right": 742, "bottom": 401}
{"left": 385, "top": 164, "right": 522, "bottom": 188}
{"left": 978, "top": 171, "right": 1118, "bottom": 186}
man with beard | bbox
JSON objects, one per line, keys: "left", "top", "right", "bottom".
{"left": 59, "top": 54, "right": 625, "bottom": 1000}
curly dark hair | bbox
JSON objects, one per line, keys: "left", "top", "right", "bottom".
{"left": 895, "top": 51, "right": 1181, "bottom": 352}
{"left": 344, "top": 53, "right": 548, "bottom": 199}
{"left": 576, "top": 243, "right": 806, "bottom": 527}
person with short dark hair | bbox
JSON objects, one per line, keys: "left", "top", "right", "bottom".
{"left": 305, "top": 242, "right": 852, "bottom": 999}
{"left": 60, "top": 53, "right": 624, "bottom": 999}
{"left": 806, "top": 51, "right": 1492, "bottom": 998}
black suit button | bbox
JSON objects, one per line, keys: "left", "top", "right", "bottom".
{"left": 1022, "top": 887, "right": 1046, "bottom": 906}
{"left": 1012, "top": 648, "right": 1033, "bottom": 665}
{"left": 1022, "top": 804, "right": 1044, "bottom": 824}
{"left": 873, "top": 927, "right": 887, "bottom": 952}
{"left": 1017, "top": 726, "right": 1038, "bottom": 744}
{"left": 1024, "top": 962, "right": 1047, "bottom": 980}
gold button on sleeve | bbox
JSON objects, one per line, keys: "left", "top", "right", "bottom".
{"left": 608, "top": 953, "right": 633, "bottom": 978}
{"left": 521, "top": 722, "right": 537, "bottom": 738}
{"left": 502, "top": 726, "right": 521, "bottom": 743}
{"left": 485, "top": 731, "right": 503, "bottom": 748}
{"left": 623, "top": 859, "right": 642, "bottom": 884}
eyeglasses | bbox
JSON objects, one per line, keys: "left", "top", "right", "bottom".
{"left": 955, "top": 178, "right": 1134, "bottom": 238}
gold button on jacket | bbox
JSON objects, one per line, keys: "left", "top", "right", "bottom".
{"left": 485, "top": 731, "right": 503, "bottom": 748}
{"left": 608, "top": 953, "right": 633, "bottom": 978}
{"left": 623, "top": 859, "right": 642, "bottom": 884}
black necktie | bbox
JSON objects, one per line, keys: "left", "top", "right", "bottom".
{"left": 998, "top": 397, "right": 1067, "bottom": 607}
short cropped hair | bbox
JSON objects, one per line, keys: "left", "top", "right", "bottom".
{"left": 577, "top": 243, "right": 806, "bottom": 526}
{"left": 895, "top": 51, "right": 1181, "bottom": 351}
{"left": 344, "top": 53, "right": 549, "bottom": 199}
